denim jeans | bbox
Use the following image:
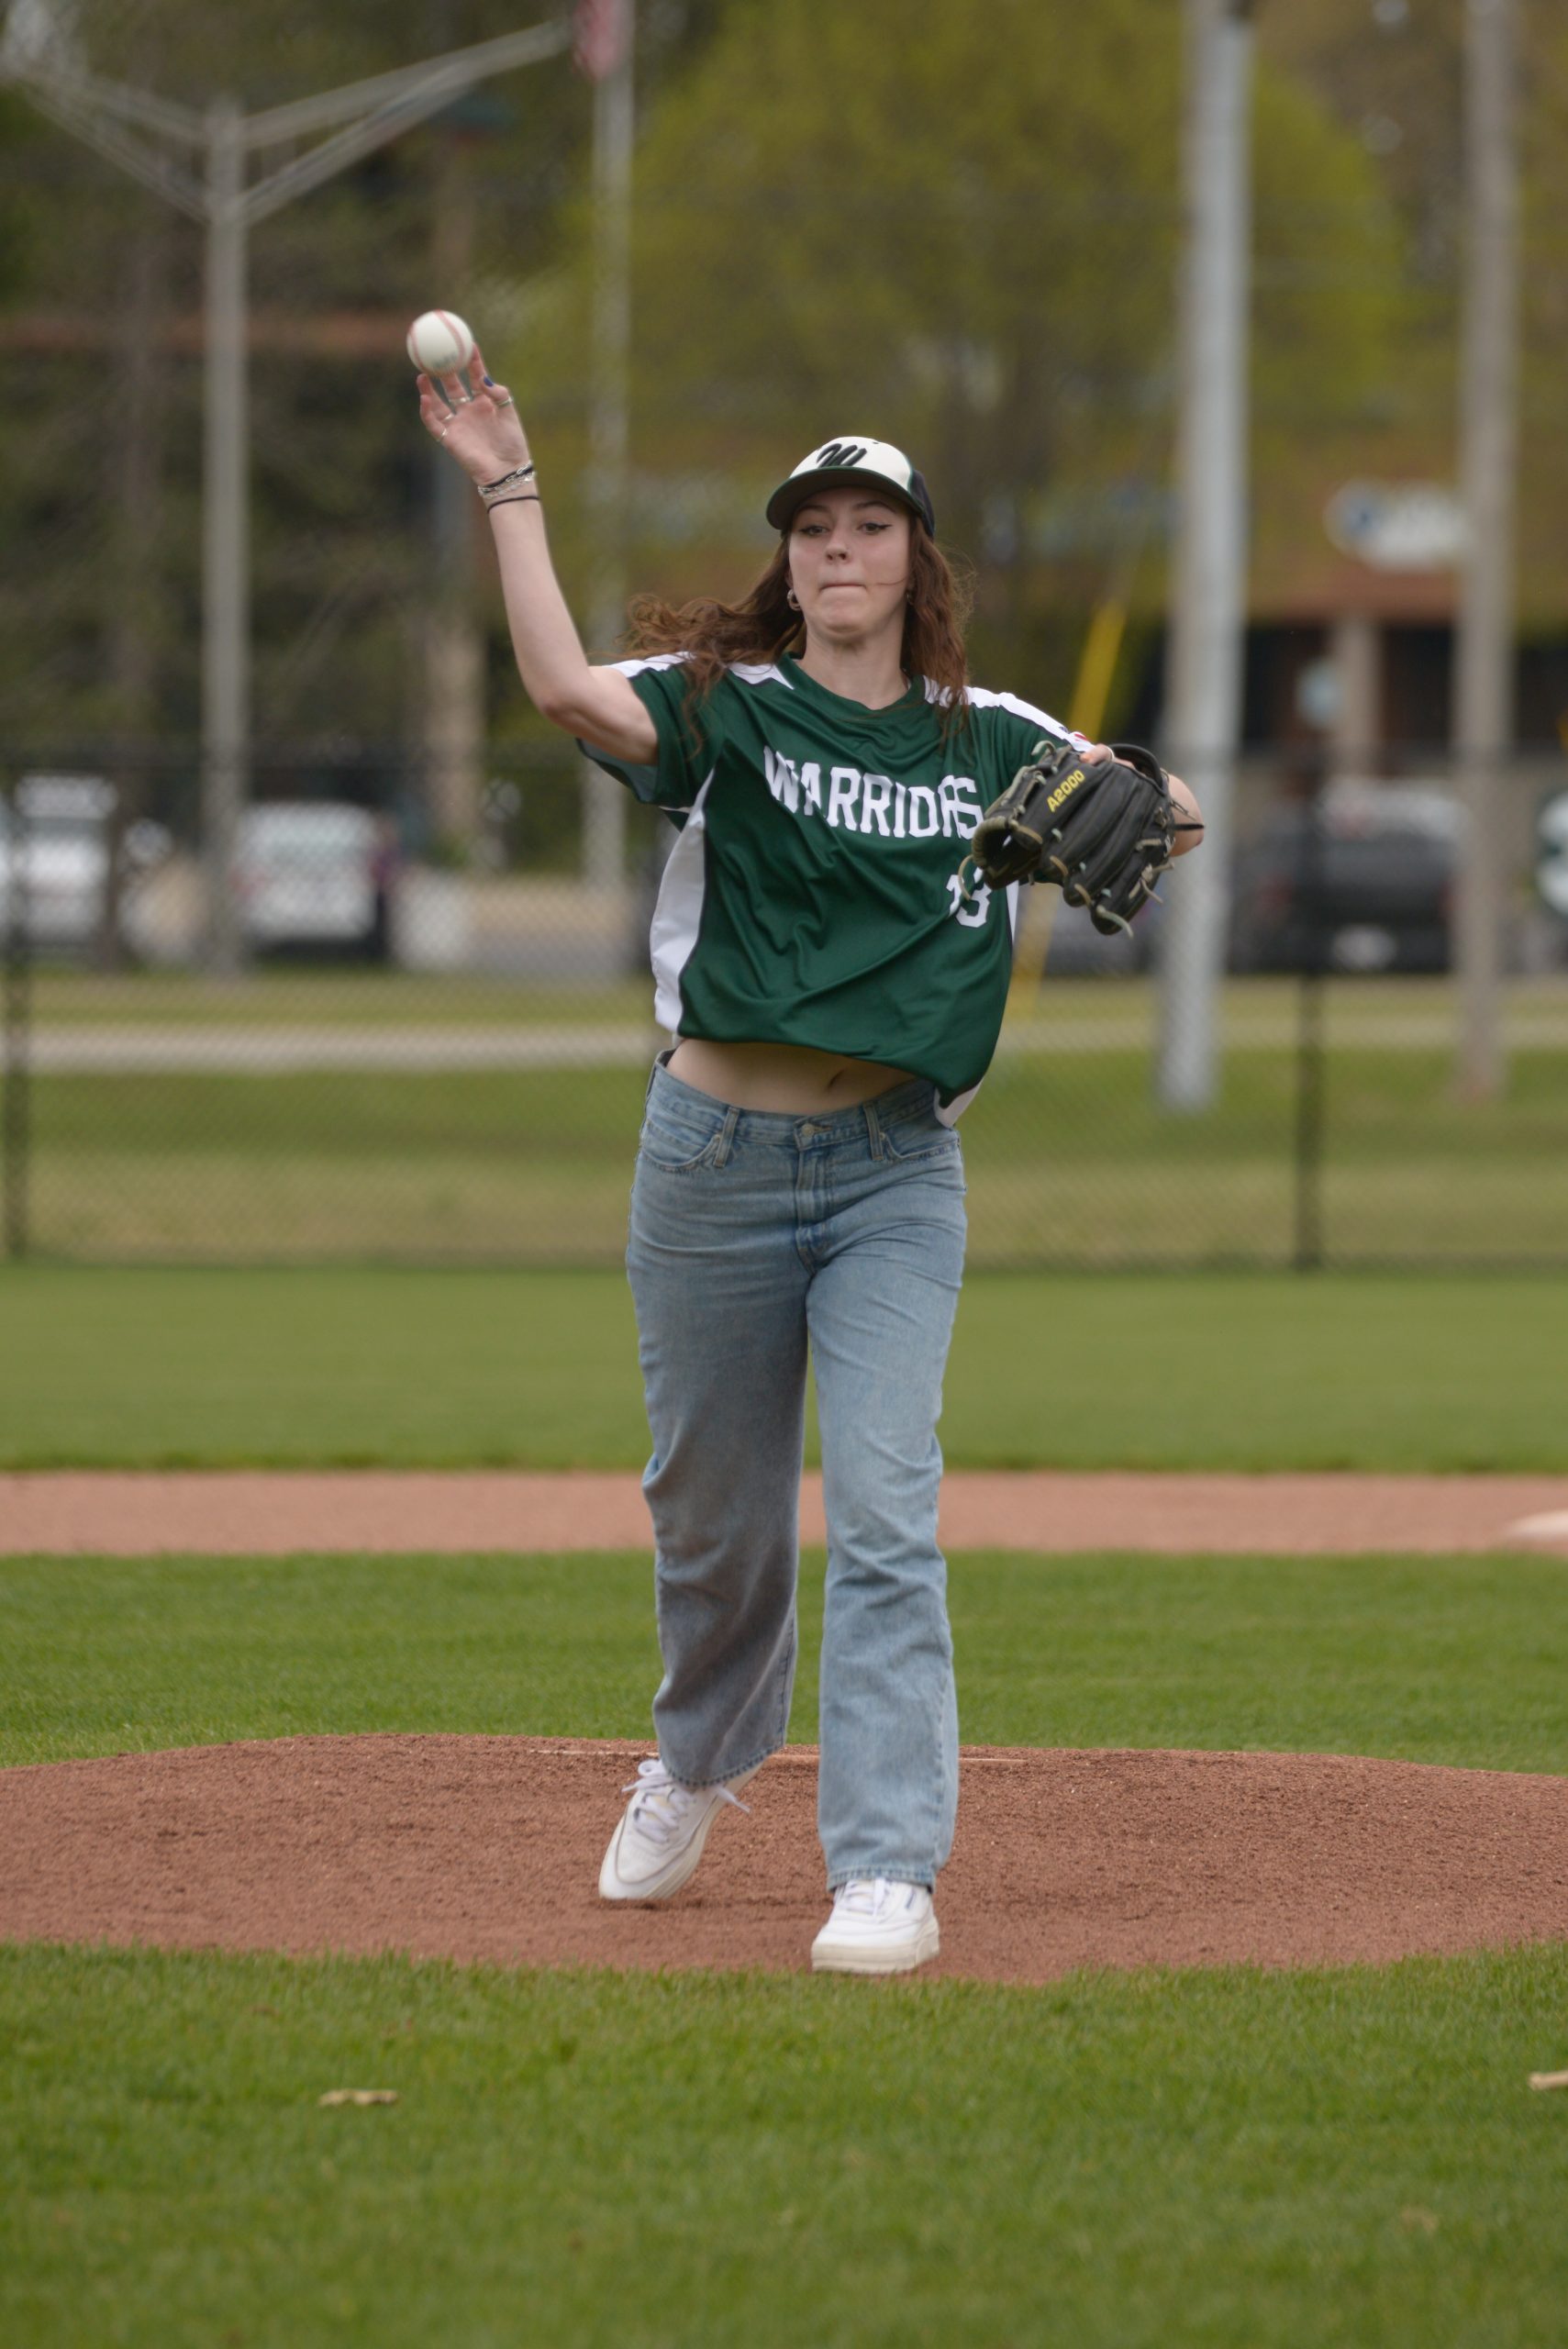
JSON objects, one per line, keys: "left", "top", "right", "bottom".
{"left": 625, "top": 1055, "right": 968, "bottom": 1890}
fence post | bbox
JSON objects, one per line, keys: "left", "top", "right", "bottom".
{"left": 1292, "top": 768, "right": 1327, "bottom": 1271}
{"left": 3, "top": 780, "right": 32, "bottom": 1258}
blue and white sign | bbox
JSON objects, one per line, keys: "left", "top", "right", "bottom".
{"left": 1324, "top": 482, "right": 1467, "bottom": 572}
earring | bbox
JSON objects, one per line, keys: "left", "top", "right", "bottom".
{"left": 786, "top": 587, "right": 800, "bottom": 609}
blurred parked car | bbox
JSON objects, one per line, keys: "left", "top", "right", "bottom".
{"left": 0, "top": 775, "right": 171, "bottom": 954}
{"left": 1229, "top": 780, "right": 1456, "bottom": 975}
{"left": 235, "top": 801, "right": 392, "bottom": 961}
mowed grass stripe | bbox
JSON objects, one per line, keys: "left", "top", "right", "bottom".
{"left": 5, "top": 1551, "right": 1566, "bottom": 1775}
{"left": 12, "top": 1036, "right": 1568, "bottom": 1262}
{"left": 5, "top": 1939, "right": 1568, "bottom": 2349}
{"left": 4, "top": 1265, "right": 1568, "bottom": 1470}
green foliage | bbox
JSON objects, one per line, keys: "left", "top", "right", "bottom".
{"left": 0, "top": 90, "right": 45, "bottom": 308}
{"left": 1250, "top": 67, "right": 1407, "bottom": 438}
{"left": 530, "top": 0, "right": 1407, "bottom": 682}
{"left": 1260, "top": 0, "right": 1568, "bottom": 625}
{"left": 0, "top": 2, "right": 595, "bottom": 746}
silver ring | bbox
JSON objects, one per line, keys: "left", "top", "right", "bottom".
{"left": 495, "top": 395, "right": 515, "bottom": 408}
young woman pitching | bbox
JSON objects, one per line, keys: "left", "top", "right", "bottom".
{"left": 417, "top": 352, "right": 1201, "bottom": 1975}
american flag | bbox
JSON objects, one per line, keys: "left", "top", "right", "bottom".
{"left": 573, "top": 0, "right": 629, "bottom": 81}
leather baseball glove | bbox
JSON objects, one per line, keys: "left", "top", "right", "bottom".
{"left": 963, "top": 738, "right": 1178, "bottom": 935}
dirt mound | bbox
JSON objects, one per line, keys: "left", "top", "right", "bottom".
{"left": 5, "top": 1736, "right": 1567, "bottom": 1983}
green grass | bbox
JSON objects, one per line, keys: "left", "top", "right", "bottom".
{"left": 2, "top": 1264, "right": 1566, "bottom": 1470}
{"left": 6, "top": 1545, "right": 1568, "bottom": 2345}
{"left": 28, "top": 970, "right": 658, "bottom": 1027}
{"left": 6, "top": 1938, "right": 1568, "bottom": 2349}
{"left": 5, "top": 1550, "right": 1566, "bottom": 1774}
{"left": 7, "top": 1035, "right": 1568, "bottom": 1264}
{"left": 6, "top": 973, "right": 1568, "bottom": 2343}
{"left": 26, "top": 966, "right": 1568, "bottom": 1036}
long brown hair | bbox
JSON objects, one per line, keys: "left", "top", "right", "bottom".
{"left": 624, "top": 525, "right": 975, "bottom": 740}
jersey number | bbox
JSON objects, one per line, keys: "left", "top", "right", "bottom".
{"left": 945, "top": 873, "right": 994, "bottom": 928}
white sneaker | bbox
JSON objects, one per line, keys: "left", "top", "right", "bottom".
{"left": 598, "top": 1756, "right": 758, "bottom": 1902}
{"left": 810, "top": 1877, "right": 940, "bottom": 1976}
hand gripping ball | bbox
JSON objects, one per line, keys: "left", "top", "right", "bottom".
{"left": 406, "top": 309, "right": 475, "bottom": 376}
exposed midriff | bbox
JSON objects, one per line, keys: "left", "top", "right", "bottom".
{"left": 666, "top": 1036, "right": 917, "bottom": 1115}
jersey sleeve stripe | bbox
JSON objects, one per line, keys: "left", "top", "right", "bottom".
{"left": 961, "top": 682, "right": 1090, "bottom": 746}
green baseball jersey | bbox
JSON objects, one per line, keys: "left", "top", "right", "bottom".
{"left": 583, "top": 651, "right": 1085, "bottom": 1116}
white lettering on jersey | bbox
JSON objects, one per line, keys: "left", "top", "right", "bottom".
{"left": 763, "top": 745, "right": 800, "bottom": 813}
{"left": 945, "top": 872, "right": 994, "bottom": 927}
{"left": 860, "top": 774, "right": 895, "bottom": 836}
{"left": 940, "top": 775, "right": 984, "bottom": 839}
{"left": 907, "top": 785, "right": 939, "bottom": 838}
{"left": 759, "top": 742, "right": 983, "bottom": 846}
{"left": 827, "top": 767, "right": 861, "bottom": 830}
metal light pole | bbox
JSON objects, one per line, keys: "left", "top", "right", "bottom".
{"left": 581, "top": 0, "right": 636, "bottom": 895}
{"left": 1, "top": 12, "right": 571, "bottom": 972}
{"left": 1452, "top": 0, "right": 1518, "bottom": 1102}
{"left": 202, "top": 97, "right": 249, "bottom": 973}
{"left": 1155, "top": 0, "right": 1254, "bottom": 1111}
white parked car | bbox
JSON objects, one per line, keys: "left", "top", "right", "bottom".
{"left": 235, "top": 801, "right": 386, "bottom": 957}
{"left": 0, "top": 775, "right": 170, "bottom": 952}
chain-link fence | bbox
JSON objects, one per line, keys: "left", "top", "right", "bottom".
{"left": 4, "top": 744, "right": 1566, "bottom": 1270}
{"left": 6, "top": 5, "right": 1568, "bottom": 1276}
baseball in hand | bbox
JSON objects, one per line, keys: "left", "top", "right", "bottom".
{"left": 406, "top": 309, "right": 475, "bottom": 376}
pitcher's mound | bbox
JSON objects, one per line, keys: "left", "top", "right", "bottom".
{"left": 4, "top": 1736, "right": 1566, "bottom": 1983}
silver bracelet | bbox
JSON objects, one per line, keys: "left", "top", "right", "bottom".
{"left": 478, "top": 462, "right": 535, "bottom": 507}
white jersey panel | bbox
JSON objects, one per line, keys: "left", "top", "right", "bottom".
{"left": 649, "top": 774, "right": 716, "bottom": 1032}
{"left": 613, "top": 651, "right": 691, "bottom": 677}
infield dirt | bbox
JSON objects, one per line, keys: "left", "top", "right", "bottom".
{"left": 3, "top": 1468, "right": 1566, "bottom": 1553}
{"left": 5, "top": 1734, "right": 1567, "bottom": 1984}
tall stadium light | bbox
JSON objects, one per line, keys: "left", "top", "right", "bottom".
{"left": 1155, "top": 0, "right": 1255, "bottom": 1111}
{"left": 0, "top": 9, "right": 571, "bottom": 974}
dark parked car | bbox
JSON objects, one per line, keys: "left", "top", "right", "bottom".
{"left": 1229, "top": 783, "right": 1456, "bottom": 974}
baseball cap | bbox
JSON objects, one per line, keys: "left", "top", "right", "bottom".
{"left": 765, "top": 437, "right": 936, "bottom": 535}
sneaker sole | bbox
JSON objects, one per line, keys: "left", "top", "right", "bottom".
{"left": 597, "top": 1766, "right": 760, "bottom": 1903}
{"left": 810, "top": 1918, "right": 940, "bottom": 1976}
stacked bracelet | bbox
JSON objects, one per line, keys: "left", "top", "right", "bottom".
{"left": 478, "top": 461, "right": 536, "bottom": 508}
{"left": 487, "top": 493, "right": 541, "bottom": 512}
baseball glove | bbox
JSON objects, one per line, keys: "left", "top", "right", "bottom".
{"left": 963, "top": 738, "right": 1178, "bottom": 935}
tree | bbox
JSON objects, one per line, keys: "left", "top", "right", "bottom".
{"left": 517, "top": 0, "right": 1405, "bottom": 700}
{"left": 0, "top": 0, "right": 598, "bottom": 768}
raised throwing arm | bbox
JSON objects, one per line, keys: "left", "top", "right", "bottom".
{"left": 417, "top": 346, "right": 656, "bottom": 765}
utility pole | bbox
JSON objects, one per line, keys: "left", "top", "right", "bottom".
{"left": 580, "top": 0, "right": 635, "bottom": 896}
{"left": 427, "top": 123, "right": 484, "bottom": 855}
{"left": 203, "top": 96, "right": 248, "bottom": 974}
{"left": 1155, "top": 0, "right": 1254, "bottom": 1111}
{"left": 1, "top": 11, "right": 571, "bottom": 972}
{"left": 1452, "top": 0, "right": 1518, "bottom": 1101}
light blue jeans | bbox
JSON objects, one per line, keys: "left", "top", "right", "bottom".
{"left": 625, "top": 1055, "right": 968, "bottom": 1891}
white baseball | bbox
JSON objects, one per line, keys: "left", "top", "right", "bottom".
{"left": 406, "top": 309, "right": 475, "bottom": 376}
